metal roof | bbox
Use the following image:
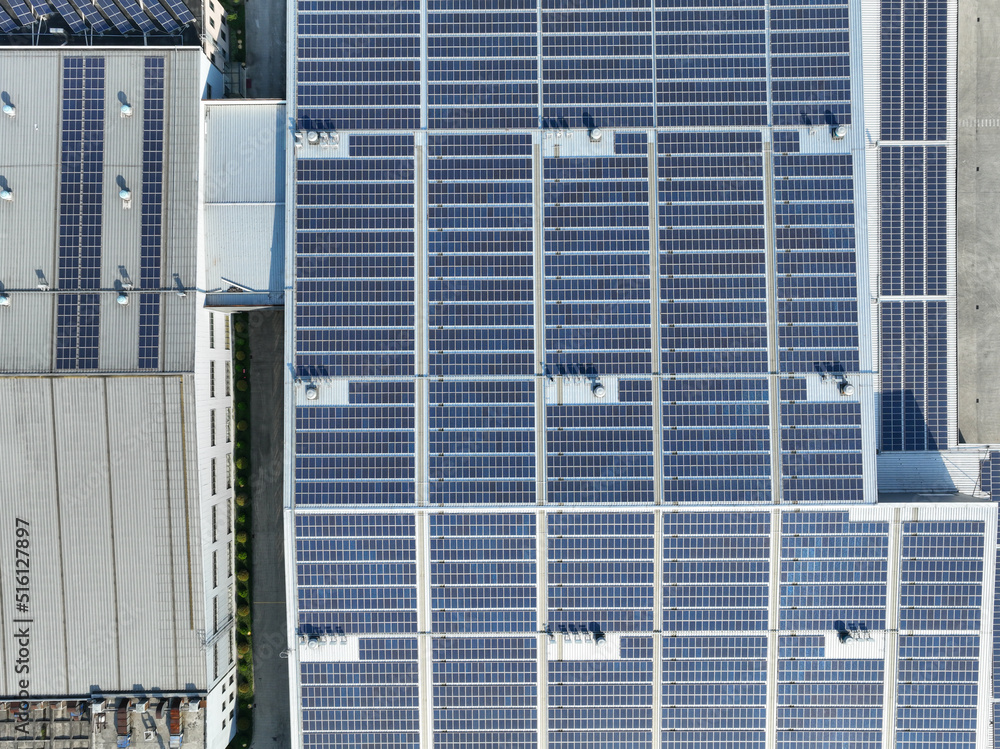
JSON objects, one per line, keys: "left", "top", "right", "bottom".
{"left": 0, "top": 48, "right": 201, "bottom": 375}
{"left": 202, "top": 101, "right": 285, "bottom": 301}
{"left": 0, "top": 375, "right": 205, "bottom": 695}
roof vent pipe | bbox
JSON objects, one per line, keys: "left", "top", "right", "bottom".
{"left": 2, "top": 103, "right": 14, "bottom": 118}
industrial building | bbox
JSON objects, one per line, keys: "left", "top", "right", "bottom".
{"left": 0, "top": 48, "right": 240, "bottom": 749}
{"left": 278, "top": 0, "right": 1000, "bottom": 745}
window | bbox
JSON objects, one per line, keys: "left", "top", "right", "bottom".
{"left": 211, "top": 410, "right": 216, "bottom": 447}
{"left": 209, "top": 15, "right": 215, "bottom": 28}
{"left": 213, "top": 597, "right": 219, "bottom": 633}
{"left": 226, "top": 457, "right": 232, "bottom": 490}
{"left": 228, "top": 635, "right": 234, "bottom": 665}
{"left": 226, "top": 407, "right": 232, "bottom": 443}
{"left": 213, "top": 642, "right": 219, "bottom": 681}
{"left": 220, "top": 29, "right": 227, "bottom": 42}
{"left": 212, "top": 551, "right": 218, "bottom": 589}
{"left": 227, "top": 497, "right": 233, "bottom": 529}
{"left": 210, "top": 361, "right": 216, "bottom": 397}
{"left": 225, "top": 362, "right": 231, "bottom": 396}
{"left": 211, "top": 458, "right": 217, "bottom": 496}
{"left": 224, "top": 316, "right": 231, "bottom": 350}
{"left": 212, "top": 506, "right": 218, "bottom": 542}
{"left": 227, "top": 542, "right": 233, "bottom": 577}
{"left": 209, "top": 313, "right": 215, "bottom": 348}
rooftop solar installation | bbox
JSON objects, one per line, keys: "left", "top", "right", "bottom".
{"left": 284, "top": 0, "right": 988, "bottom": 743}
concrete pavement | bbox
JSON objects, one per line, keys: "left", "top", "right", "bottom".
{"left": 247, "top": 310, "right": 290, "bottom": 749}
{"left": 957, "top": 3, "right": 1000, "bottom": 443}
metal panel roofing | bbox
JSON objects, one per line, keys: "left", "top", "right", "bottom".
{"left": 0, "top": 49, "right": 201, "bottom": 375}
{"left": 0, "top": 375, "right": 205, "bottom": 695}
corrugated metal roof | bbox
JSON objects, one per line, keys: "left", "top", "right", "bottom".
{"left": 203, "top": 102, "right": 286, "bottom": 204}
{"left": 0, "top": 375, "right": 206, "bottom": 695}
{"left": 203, "top": 203, "right": 284, "bottom": 293}
{"left": 0, "top": 48, "right": 201, "bottom": 375}
{"left": 201, "top": 102, "right": 285, "bottom": 298}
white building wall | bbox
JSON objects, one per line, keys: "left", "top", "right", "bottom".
{"left": 194, "top": 301, "right": 239, "bottom": 749}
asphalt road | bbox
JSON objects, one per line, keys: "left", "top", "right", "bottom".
{"left": 247, "top": 309, "right": 290, "bottom": 749}
{"left": 243, "top": 0, "right": 286, "bottom": 99}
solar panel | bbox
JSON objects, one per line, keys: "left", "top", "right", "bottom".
{"left": 141, "top": 0, "right": 178, "bottom": 31}
{"left": 90, "top": 0, "right": 134, "bottom": 32}
{"left": 295, "top": 514, "right": 417, "bottom": 633}
{"left": 112, "top": 0, "right": 155, "bottom": 33}
{"left": 72, "top": 0, "right": 110, "bottom": 32}
{"left": 139, "top": 56, "right": 165, "bottom": 370}
{"left": 295, "top": 383, "right": 416, "bottom": 506}
{"left": 5, "top": 0, "right": 33, "bottom": 24}
{"left": 881, "top": 0, "right": 946, "bottom": 141}
{"left": 433, "top": 637, "right": 537, "bottom": 747}
{"left": 56, "top": 58, "right": 104, "bottom": 371}
{"left": 48, "top": 0, "right": 86, "bottom": 31}
{"left": 159, "top": 0, "right": 191, "bottom": 24}
{"left": 0, "top": 5, "right": 20, "bottom": 30}
{"left": 430, "top": 513, "right": 536, "bottom": 631}
{"left": 880, "top": 300, "right": 947, "bottom": 451}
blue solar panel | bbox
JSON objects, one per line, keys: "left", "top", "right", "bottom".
{"left": 547, "top": 381, "right": 655, "bottom": 504}
{"left": 301, "top": 639, "right": 419, "bottom": 748}
{"left": 550, "top": 635, "right": 652, "bottom": 746}
{"left": 160, "top": 0, "right": 192, "bottom": 24}
{"left": 56, "top": 58, "right": 104, "bottom": 371}
{"left": 881, "top": 300, "right": 948, "bottom": 451}
{"left": 142, "top": 0, "right": 178, "bottom": 31}
{"left": 429, "top": 134, "right": 535, "bottom": 375}
{"left": 430, "top": 513, "right": 536, "bottom": 631}
{"left": 544, "top": 155, "right": 652, "bottom": 374}
{"left": 138, "top": 57, "right": 165, "bottom": 370}
{"left": 780, "top": 512, "right": 887, "bottom": 629}
{"left": 548, "top": 513, "right": 653, "bottom": 631}
{"left": 5, "top": 0, "right": 33, "bottom": 24}
{"left": 113, "top": 0, "right": 156, "bottom": 32}
{"left": 49, "top": 0, "right": 86, "bottom": 31}
{"left": 92, "top": 0, "right": 136, "bottom": 33}
{"left": 663, "top": 512, "right": 770, "bottom": 630}
{"left": 433, "top": 637, "right": 537, "bottom": 747}
{"left": 0, "top": 5, "right": 18, "bottom": 30}
{"left": 430, "top": 381, "right": 536, "bottom": 504}
{"left": 881, "top": 0, "right": 946, "bottom": 140}
{"left": 295, "top": 383, "right": 415, "bottom": 506}
{"left": 663, "top": 635, "right": 767, "bottom": 747}
{"left": 296, "top": 514, "right": 417, "bottom": 633}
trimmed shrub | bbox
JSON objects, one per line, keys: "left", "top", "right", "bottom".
{"left": 237, "top": 420, "right": 249, "bottom": 431}
{"left": 237, "top": 642, "right": 250, "bottom": 656}
{"left": 236, "top": 457, "right": 248, "bottom": 470}
{"left": 237, "top": 550, "right": 248, "bottom": 561}
{"left": 236, "top": 380, "right": 248, "bottom": 392}
{"left": 238, "top": 604, "right": 250, "bottom": 617}
{"left": 238, "top": 683, "right": 251, "bottom": 695}
{"left": 237, "top": 569, "right": 250, "bottom": 582}
{"left": 236, "top": 531, "right": 247, "bottom": 543}
{"left": 235, "top": 493, "right": 248, "bottom": 507}
{"left": 236, "top": 717, "right": 250, "bottom": 732}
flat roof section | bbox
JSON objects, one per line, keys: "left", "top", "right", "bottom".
{"left": 0, "top": 376, "right": 205, "bottom": 697}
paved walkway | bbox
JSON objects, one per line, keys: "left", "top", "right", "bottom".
{"left": 243, "top": 0, "right": 286, "bottom": 99}
{"left": 247, "top": 310, "right": 290, "bottom": 749}
{"left": 957, "top": 4, "right": 1000, "bottom": 443}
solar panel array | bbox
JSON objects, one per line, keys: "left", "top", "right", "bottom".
{"left": 292, "top": 509, "right": 993, "bottom": 746}
{"left": 56, "top": 57, "right": 105, "bottom": 371}
{"left": 878, "top": 0, "right": 952, "bottom": 452}
{"left": 0, "top": 0, "right": 193, "bottom": 34}
{"left": 139, "top": 56, "right": 166, "bottom": 370}
{"left": 288, "top": 0, "right": 982, "bottom": 743}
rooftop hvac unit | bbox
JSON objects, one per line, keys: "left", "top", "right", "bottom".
{"left": 134, "top": 701, "right": 148, "bottom": 714}
{"left": 832, "top": 124, "right": 847, "bottom": 139}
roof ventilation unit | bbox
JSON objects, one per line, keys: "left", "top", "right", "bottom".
{"left": 305, "top": 384, "right": 319, "bottom": 400}
{"left": 589, "top": 127, "right": 603, "bottom": 142}
{"left": 832, "top": 124, "right": 847, "bottom": 140}
{"left": 306, "top": 131, "right": 319, "bottom": 145}
{"left": 120, "top": 103, "right": 133, "bottom": 118}
{"left": 117, "top": 293, "right": 129, "bottom": 306}
{"left": 0, "top": 293, "right": 10, "bottom": 307}
{"left": 2, "top": 103, "right": 14, "bottom": 118}
{"left": 119, "top": 188, "right": 132, "bottom": 209}
{"left": 0, "top": 188, "right": 12, "bottom": 202}
{"left": 592, "top": 381, "right": 606, "bottom": 398}
{"left": 839, "top": 381, "right": 855, "bottom": 397}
